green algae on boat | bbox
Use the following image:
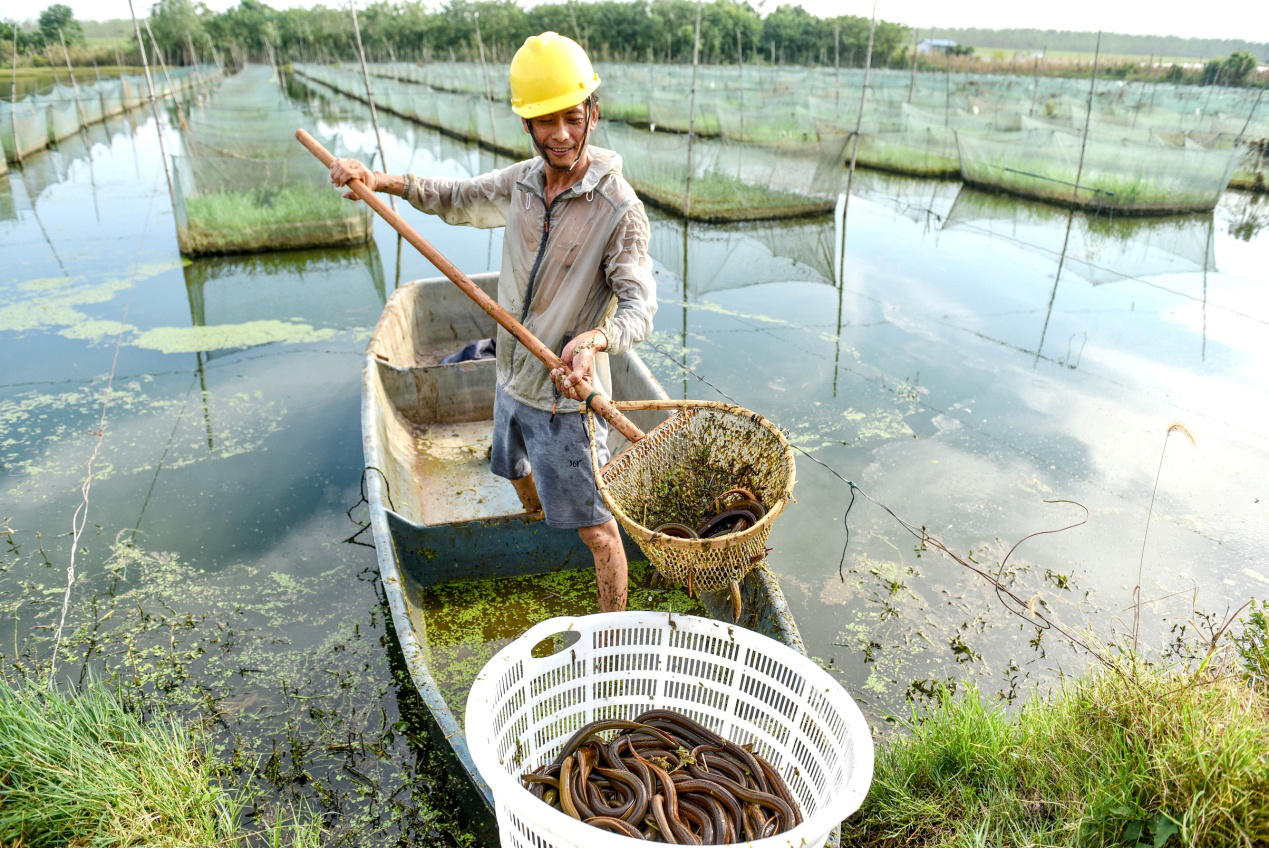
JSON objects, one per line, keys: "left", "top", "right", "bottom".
{"left": 421, "top": 562, "right": 705, "bottom": 712}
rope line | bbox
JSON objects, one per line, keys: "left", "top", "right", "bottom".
{"left": 643, "top": 337, "right": 1103, "bottom": 663}
{"left": 50, "top": 163, "right": 162, "bottom": 677}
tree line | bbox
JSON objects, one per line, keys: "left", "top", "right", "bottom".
{"left": 148, "top": 0, "right": 913, "bottom": 69}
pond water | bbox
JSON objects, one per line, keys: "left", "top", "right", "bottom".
{"left": 2, "top": 77, "right": 1266, "bottom": 842}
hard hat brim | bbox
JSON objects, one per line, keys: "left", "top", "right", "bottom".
{"left": 511, "top": 77, "right": 600, "bottom": 119}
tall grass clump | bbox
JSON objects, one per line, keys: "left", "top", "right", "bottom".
{"left": 844, "top": 625, "right": 1269, "bottom": 847}
{"left": 0, "top": 677, "right": 322, "bottom": 848}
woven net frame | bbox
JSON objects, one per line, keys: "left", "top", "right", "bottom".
{"left": 586, "top": 400, "right": 796, "bottom": 593}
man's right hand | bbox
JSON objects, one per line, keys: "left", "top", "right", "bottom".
{"left": 329, "top": 158, "right": 376, "bottom": 199}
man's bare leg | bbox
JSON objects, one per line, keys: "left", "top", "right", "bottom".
{"left": 510, "top": 473, "right": 542, "bottom": 513}
{"left": 579, "top": 519, "right": 627, "bottom": 612}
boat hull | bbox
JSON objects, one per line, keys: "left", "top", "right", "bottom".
{"left": 363, "top": 274, "right": 813, "bottom": 843}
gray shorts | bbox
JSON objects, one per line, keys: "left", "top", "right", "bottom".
{"left": 491, "top": 385, "right": 613, "bottom": 530}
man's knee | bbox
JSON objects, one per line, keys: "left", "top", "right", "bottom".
{"left": 578, "top": 519, "right": 621, "bottom": 554}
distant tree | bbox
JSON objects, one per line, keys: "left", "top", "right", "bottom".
{"left": 1219, "top": 50, "right": 1258, "bottom": 86}
{"left": 38, "top": 4, "right": 83, "bottom": 46}
{"left": 149, "top": 0, "right": 208, "bottom": 63}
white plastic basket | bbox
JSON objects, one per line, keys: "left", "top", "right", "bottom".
{"left": 465, "top": 611, "right": 874, "bottom": 848}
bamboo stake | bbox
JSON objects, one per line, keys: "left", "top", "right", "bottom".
{"left": 683, "top": 0, "right": 702, "bottom": 220}
{"left": 736, "top": 28, "right": 744, "bottom": 141}
{"left": 907, "top": 29, "right": 918, "bottom": 104}
{"left": 1071, "top": 32, "right": 1101, "bottom": 204}
{"left": 473, "top": 10, "right": 499, "bottom": 151}
{"left": 348, "top": 0, "right": 402, "bottom": 288}
{"left": 58, "top": 29, "right": 89, "bottom": 129}
{"left": 10, "top": 29, "right": 21, "bottom": 166}
{"left": 126, "top": 0, "right": 176, "bottom": 210}
{"left": 834, "top": 23, "right": 840, "bottom": 117}
{"left": 296, "top": 128, "right": 646, "bottom": 444}
{"left": 143, "top": 20, "right": 187, "bottom": 130}
{"left": 838, "top": 3, "right": 876, "bottom": 286}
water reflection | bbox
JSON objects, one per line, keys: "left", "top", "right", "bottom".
{"left": 183, "top": 242, "right": 387, "bottom": 358}
{"left": 942, "top": 186, "right": 1216, "bottom": 284}
{"left": 650, "top": 212, "right": 840, "bottom": 293}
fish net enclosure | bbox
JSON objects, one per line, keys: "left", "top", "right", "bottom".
{"left": 3, "top": 69, "right": 216, "bottom": 164}
{"left": 172, "top": 65, "right": 373, "bottom": 256}
{"left": 598, "top": 122, "right": 844, "bottom": 222}
{"left": 956, "top": 129, "right": 1241, "bottom": 214}
{"left": 588, "top": 401, "right": 796, "bottom": 594}
{"left": 1, "top": 100, "right": 49, "bottom": 162}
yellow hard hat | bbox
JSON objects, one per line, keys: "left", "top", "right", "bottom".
{"left": 509, "top": 32, "right": 600, "bottom": 119}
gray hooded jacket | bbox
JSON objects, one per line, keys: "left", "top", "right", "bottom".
{"left": 403, "top": 146, "right": 657, "bottom": 412}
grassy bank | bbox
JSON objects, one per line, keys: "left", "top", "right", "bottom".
{"left": 0, "top": 677, "right": 321, "bottom": 847}
{"left": 843, "top": 603, "right": 1269, "bottom": 847}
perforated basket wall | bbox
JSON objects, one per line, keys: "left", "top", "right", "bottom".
{"left": 588, "top": 402, "right": 796, "bottom": 593}
{"left": 466, "top": 612, "right": 873, "bottom": 848}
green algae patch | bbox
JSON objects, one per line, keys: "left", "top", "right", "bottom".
{"left": 421, "top": 562, "right": 704, "bottom": 711}
{"left": 0, "top": 262, "right": 181, "bottom": 341}
{"left": 132, "top": 320, "right": 339, "bottom": 354}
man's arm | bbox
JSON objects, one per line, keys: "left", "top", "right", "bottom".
{"left": 595, "top": 204, "right": 657, "bottom": 356}
{"left": 329, "top": 158, "right": 516, "bottom": 228}
{"left": 552, "top": 204, "right": 657, "bottom": 401}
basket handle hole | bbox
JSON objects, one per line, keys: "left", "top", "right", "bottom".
{"left": 529, "top": 629, "right": 580, "bottom": 659}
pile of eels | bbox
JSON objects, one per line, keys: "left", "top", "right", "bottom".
{"left": 521, "top": 708, "right": 802, "bottom": 843}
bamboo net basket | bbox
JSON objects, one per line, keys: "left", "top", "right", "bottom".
{"left": 587, "top": 400, "right": 796, "bottom": 592}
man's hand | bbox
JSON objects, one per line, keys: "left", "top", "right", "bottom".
{"left": 552, "top": 332, "right": 607, "bottom": 402}
{"left": 329, "top": 158, "right": 376, "bottom": 200}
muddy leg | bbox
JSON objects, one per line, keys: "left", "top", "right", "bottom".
{"left": 579, "top": 519, "right": 627, "bottom": 612}
{"left": 510, "top": 472, "right": 543, "bottom": 513}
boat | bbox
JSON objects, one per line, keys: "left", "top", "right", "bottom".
{"left": 362, "top": 272, "right": 815, "bottom": 844}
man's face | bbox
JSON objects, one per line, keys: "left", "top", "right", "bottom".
{"left": 525, "top": 101, "right": 597, "bottom": 170}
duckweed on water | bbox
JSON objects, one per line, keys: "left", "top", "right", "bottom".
{"left": 131, "top": 320, "right": 340, "bottom": 354}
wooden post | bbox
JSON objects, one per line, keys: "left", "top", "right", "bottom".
{"left": 736, "top": 27, "right": 744, "bottom": 141}
{"left": 1072, "top": 32, "right": 1102, "bottom": 204}
{"left": 349, "top": 0, "right": 402, "bottom": 287}
{"left": 683, "top": 0, "right": 703, "bottom": 220}
{"left": 57, "top": 29, "right": 89, "bottom": 130}
{"left": 908, "top": 29, "right": 918, "bottom": 104}
{"left": 143, "top": 20, "right": 188, "bottom": 130}
{"left": 126, "top": 0, "right": 176, "bottom": 213}
{"left": 10, "top": 29, "right": 22, "bottom": 166}
{"left": 834, "top": 23, "right": 840, "bottom": 117}
{"left": 473, "top": 10, "right": 499, "bottom": 151}
{"left": 840, "top": 3, "right": 877, "bottom": 287}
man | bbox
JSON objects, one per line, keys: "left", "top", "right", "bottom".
{"left": 329, "top": 32, "right": 656, "bottom": 613}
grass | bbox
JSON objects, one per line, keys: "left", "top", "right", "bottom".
{"left": 842, "top": 608, "right": 1269, "bottom": 848}
{"left": 181, "top": 184, "right": 373, "bottom": 256}
{"left": 633, "top": 172, "right": 835, "bottom": 221}
{"left": 0, "top": 677, "right": 322, "bottom": 847}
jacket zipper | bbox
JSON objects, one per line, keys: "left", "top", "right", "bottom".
{"left": 518, "top": 192, "right": 561, "bottom": 324}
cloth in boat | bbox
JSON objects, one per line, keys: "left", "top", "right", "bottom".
{"left": 439, "top": 337, "right": 496, "bottom": 364}
{"left": 402, "top": 146, "right": 657, "bottom": 413}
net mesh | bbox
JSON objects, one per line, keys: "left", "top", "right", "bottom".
{"left": 588, "top": 402, "right": 796, "bottom": 593}
{"left": 172, "top": 65, "right": 372, "bottom": 256}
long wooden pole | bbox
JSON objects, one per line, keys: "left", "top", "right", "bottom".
{"left": 296, "top": 129, "right": 647, "bottom": 444}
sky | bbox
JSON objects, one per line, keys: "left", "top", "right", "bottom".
{"left": 40, "top": 0, "right": 1269, "bottom": 45}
